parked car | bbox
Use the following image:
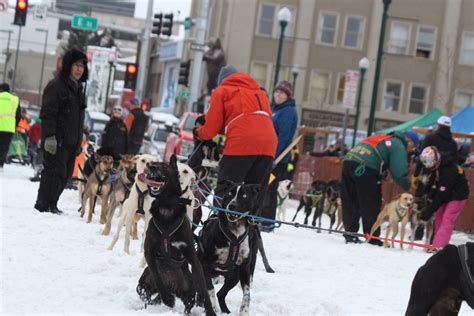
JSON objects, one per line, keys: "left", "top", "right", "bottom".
{"left": 84, "top": 111, "right": 110, "bottom": 146}
{"left": 163, "top": 112, "right": 200, "bottom": 162}
{"left": 140, "top": 122, "right": 173, "bottom": 159}
{"left": 147, "top": 109, "right": 180, "bottom": 126}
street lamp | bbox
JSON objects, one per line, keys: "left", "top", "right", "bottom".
{"left": 36, "top": 28, "right": 49, "bottom": 105}
{"left": 367, "top": 0, "right": 392, "bottom": 135}
{"left": 0, "top": 30, "right": 13, "bottom": 83}
{"left": 352, "top": 57, "right": 370, "bottom": 147}
{"left": 272, "top": 7, "right": 292, "bottom": 106}
{"left": 291, "top": 64, "right": 299, "bottom": 92}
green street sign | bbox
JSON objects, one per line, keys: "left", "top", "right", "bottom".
{"left": 72, "top": 15, "right": 98, "bottom": 31}
{"left": 179, "top": 91, "right": 190, "bottom": 97}
{"left": 184, "top": 17, "right": 192, "bottom": 31}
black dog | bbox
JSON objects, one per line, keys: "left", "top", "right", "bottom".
{"left": 406, "top": 242, "right": 474, "bottom": 315}
{"left": 198, "top": 182, "right": 260, "bottom": 315}
{"left": 292, "top": 180, "right": 327, "bottom": 226}
{"left": 136, "top": 155, "right": 215, "bottom": 316}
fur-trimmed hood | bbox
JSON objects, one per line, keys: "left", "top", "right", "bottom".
{"left": 60, "top": 49, "right": 89, "bottom": 82}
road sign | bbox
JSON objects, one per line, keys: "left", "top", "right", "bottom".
{"left": 342, "top": 70, "right": 360, "bottom": 109}
{"left": 72, "top": 15, "right": 98, "bottom": 31}
{"left": 184, "top": 17, "right": 192, "bottom": 30}
{"left": 34, "top": 5, "right": 47, "bottom": 21}
{"left": 178, "top": 91, "right": 190, "bottom": 97}
{"left": 189, "top": 43, "right": 206, "bottom": 52}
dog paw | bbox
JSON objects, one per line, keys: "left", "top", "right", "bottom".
{"left": 161, "top": 293, "right": 175, "bottom": 308}
{"left": 218, "top": 301, "right": 231, "bottom": 314}
{"left": 265, "top": 267, "right": 275, "bottom": 273}
{"left": 205, "top": 309, "right": 217, "bottom": 316}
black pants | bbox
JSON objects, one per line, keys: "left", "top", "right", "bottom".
{"left": 214, "top": 155, "right": 273, "bottom": 213}
{"left": 340, "top": 161, "right": 382, "bottom": 239}
{"left": 35, "top": 145, "right": 77, "bottom": 212}
{"left": 128, "top": 142, "right": 141, "bottom": 155}
{"left": 0, "top": 132, "right": 13, "bottom": 167}
{"left": 260, "top": 163, "right": 289, "bottom": 225}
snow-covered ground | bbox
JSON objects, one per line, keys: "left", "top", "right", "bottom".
{"left": 1, "top": 164, "right": 472, "bottom": 315}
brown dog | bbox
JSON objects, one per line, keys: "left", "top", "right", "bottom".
{"left": 102, "top": 154, "right": 136, "bottom": 236}
{"left": 368, "top": 193, "right": 414, "bottom": 249}
{"left": 409, "top": 195, "right": 435, "bottom": 249}
{"left": 80, "top": 154, "right": 114, "bottom": 224}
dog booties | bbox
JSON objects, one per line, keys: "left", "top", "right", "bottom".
{"left": 458, "top": 242, "right": 474, "bottom": 308}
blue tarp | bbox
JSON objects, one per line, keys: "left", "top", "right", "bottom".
{"left": 449, "top": 105, "right": 474, "bottom": 134}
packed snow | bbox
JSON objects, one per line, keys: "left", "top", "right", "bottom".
{"left": 1, "top": 164, "right": 472, "bottom": 315}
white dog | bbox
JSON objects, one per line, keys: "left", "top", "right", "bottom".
{"left": 177, "top": 162, "right": 198, "bottom": 224}
{"left": 108, "top": 154, "right": 159, "bottom": 254}
{"left": 277, "top": 179, "right": 294, "bottom": 221}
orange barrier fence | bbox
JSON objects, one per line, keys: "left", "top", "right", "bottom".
{"left": 292, "top": 155, "right": 474, "bottom": 233}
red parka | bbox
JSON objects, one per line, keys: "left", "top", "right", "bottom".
{"left": 197, "top": 72, "right": 277, "bottom": 157}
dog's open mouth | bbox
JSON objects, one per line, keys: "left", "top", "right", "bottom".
{"left": 138, "top": 172, "right": 165, "bottom": 195}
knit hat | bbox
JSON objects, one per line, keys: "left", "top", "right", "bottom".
{"left": 130, "top": 97, "right": 139, "bottom": 106}
{"left": 274, "top": 80, "right": 293, "bottom": 98}
{"left": 404, "top": 130, "right": 420, "bottom": 152}
{"left": 437, "top": 116, "right": 452, "bottom": 127}
{"left": 217, "top": 65, "right": 238, "bottom": 85}
{"left": 420, "top": 146, "right": 440, "bottom": 169}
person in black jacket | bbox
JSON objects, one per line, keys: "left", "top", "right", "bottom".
{"left": 419, "top": 146, "right": 469, "bottom": 249}
{"left": 34, "top": 49, "right": 88, "bottom": 214}
{"left": 125, "top": 97, "right": 148, "bottom": 154}
{"left": 101, "top": 105, "right": 128, "bottom": 155}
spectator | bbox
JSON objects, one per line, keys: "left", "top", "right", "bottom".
{"left": 125, "top": 97, "right": 148, "bottom": 154}
{"left": 310, "top": 139, "right": 345, "bottom": 157}
{"left": 0, "top": 83, "right": 21, "bottom": 172}
{"left": 101, "top": 105, "right": 128, "bottom": 155}
{"left": 419, "top": 146, "right": 469, "bottom": 249}
{"left": 194, "top": 65, "right": 277, "bottom": 213}
{"left": 260, "top": 80, "right": 297, "bottom": 231}
{"left": 34, "top": 49, "right": 88, "bottom": 214}
{"left": 341, "top": 131, "right": 419, "bottom": 245}
{"left": 28, "top": 117, "right": 42, "bottom": 181}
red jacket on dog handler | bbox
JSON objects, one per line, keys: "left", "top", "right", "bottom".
{"left": 197, "top": 72, "right": 277, "bottom": 157}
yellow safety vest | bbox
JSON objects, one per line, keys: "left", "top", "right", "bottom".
{"left": 0, "top": 92, "right": 19, "bottom": 133}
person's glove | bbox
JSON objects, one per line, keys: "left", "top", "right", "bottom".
{"left": 43, "top": 136, "right": 57, "bottom": 155}
{"left": 420, "top": 210, "right": 432, "bottom": 221}
{"left": 411, "top": 176, "right": 419, "bottom": 188}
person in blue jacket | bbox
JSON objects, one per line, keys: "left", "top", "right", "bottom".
{"left": 260, "top": 80, "right": 298, "bottom": 231}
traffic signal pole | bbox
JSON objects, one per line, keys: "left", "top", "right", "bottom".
{"left": 188, "top": 0, "right": 209, "bottom": 112}
{"left": 135, "top": 0, "right": 154, "bottom": 101}
{"left": 11, "top": 26, "right": 22, "bottom": 91}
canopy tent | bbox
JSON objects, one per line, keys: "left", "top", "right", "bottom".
{"left": 447, "top": 105, "right": 474, "bottom": 134}
{"left": 376, "top": 108, "right": 442, "bottom": 134}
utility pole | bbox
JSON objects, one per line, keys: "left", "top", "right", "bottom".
{"left": 367, "top": 0, "right": 392, "bottom": 136}
{"left": 1, "top": 30, "right": 13, "bottom": 83}
{"left": 188, "top": 0, "right": 209, "bottom": 112}
{"left": 135, "top": 0, "right": 154, "bottom": 101}
{"left": 36, "top": 28, "right": 48, "bottom": 105}
{"left": 12, "top": 26, "right": 22, "bottom": 91}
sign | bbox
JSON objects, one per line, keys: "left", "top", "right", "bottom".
{"left": 113, "top": 80, "right": 124, "bottom": 93}
{"left": 72, "top": 15, "right": 98, "bottom": 31}
{"left": 342, "top": 70, "right": 360, "bottom": 109}
{"left": 301, "top": 108, "right": 355, "bottom": 128}
{"left": 34, "top": 5, "right": 47, "bottom": 21}
{"left": 178, "top": 90, "right": 189, "bottom": 97}
{"left": 0, "top": 0, "right": 8, "bottom": 11}
{"left": 184, "top": 17, "right": 192, "bottom": 30}
{"left": 159, "top": 41, "right": 183, "bottom": 62}
{"left": 189, "top": 42, "right": 206, "bottom": 52}
{"left": 86, "top": 46, "right": 117, "bottom": 112}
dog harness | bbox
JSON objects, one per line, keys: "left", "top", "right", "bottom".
{"left": 395, "top": 201, "right": 409, "bottom": 222}
{"left": 94, "top": 170, "right": 109, "bottom": 196}
{"left": 458, "top": 242, "right": 474, "bottom": 308}
{"left": 277, "top": 191, "right": 290, "bottom": 207}
{"left": 120, "top": 180, "right": 133, "bottom": 204}
{"left": 152, "top": 216, "right": 187, "bottom": 268}
{"left": 135, "top": 185, "right": 148, "bottom": 215}
{"left": 215, "top": 217, "right": 249, "bottom": 272}
{"left": 305, "top": 189, "right": 323, "bottom": 207}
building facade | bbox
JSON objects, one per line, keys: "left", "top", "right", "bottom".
{"left": 192, "top": 0, "right": 474, "bottom": 130}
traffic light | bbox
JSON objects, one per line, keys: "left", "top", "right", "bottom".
{"left": 178, "top": 60, "right": 191, "bottom": 86}
{"left": 162, "top": 13, "right": 173, "bottom": 36}
{"left": 124, "top": 63, "right": 138, "bottom": 90}
{"left": 152, "top": 13, "right": 162, "bottom": 35}
{"left": 14, "top": 0, "right": 28, "bottom": 26}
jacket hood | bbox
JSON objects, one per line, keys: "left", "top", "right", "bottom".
{"left": 221, "top": 72, "right": 260, "bottom": 90}
{"left": 392, "top": 131, "right": 408, "bottom": 147}
{"left": 60, "top": 49, "right": 89, "bottom": 82}
{"left": 435, "top": 125, "right": 452, "bottom": 140}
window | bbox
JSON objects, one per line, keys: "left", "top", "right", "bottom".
{"left": 454, "top": 91, "right": 474, "bottom": 111}
{"left": 460, "top": 32, "right": 474, "bottom": 65}
{"left": 408, "top": 84, "right": 428, "bottom": 114}
{"left": 257, "top": 4, "right": 275, "bottom": 36}
{"left": 383, "top": 81, "right": 403, "bottom": 112}
{"left": 317, "top": 12, "right": 338, "bottom": 45}
{"left": 251, "top": 62, "right": 269, "bottom": 90}
{"left": 336, "top": 73, "right": 346, "bottom": 105}
{"left": 388, "top": 21, "right": 411, "bottom": 54}
{"left": 308, "top": 70, "right": 330, "bottom": 104}
{"left": 416, "top": 26, "right": 436, "bottom": 59}
{"left": 343, "top": 16, "right": 365, "bottom": 49}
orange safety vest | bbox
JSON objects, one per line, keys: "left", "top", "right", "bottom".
{"left": 17, "top": 117, "right": 30, "bottom": 132}
{"left": 360, "top": 134, "right": 392, "bottom": 148}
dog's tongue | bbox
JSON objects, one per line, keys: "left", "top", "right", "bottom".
{"left": 138, "top": 172, "right": 164, "bottom": 188}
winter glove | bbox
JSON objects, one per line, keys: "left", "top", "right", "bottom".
{"left": 411, "top": 176, "right": 419, "bottom": 188}
{"left": 420, "top": 210, "right": 432, "bottom": 221}
{"left": 43, "top": 136, "right": 57, "bottom": 155}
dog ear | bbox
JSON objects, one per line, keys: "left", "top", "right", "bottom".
{"left": 169, "top": 154, "right": 178, "bottom": 171}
